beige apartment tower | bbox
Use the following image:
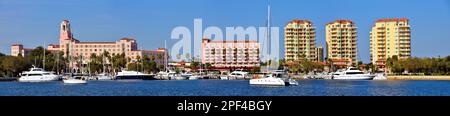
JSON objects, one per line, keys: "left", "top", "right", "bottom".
{"left": 325, "top": 20, "right": 357, "bottom": 68}
{"left": 284, "top": 19, "right": 317, "bottom": 61}
{"left": 370, "top": 18, "right": 411, "bottom": 70}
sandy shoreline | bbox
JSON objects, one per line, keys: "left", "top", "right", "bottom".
{"left": 387, "top": 76, "right": 450, "bottom": 80}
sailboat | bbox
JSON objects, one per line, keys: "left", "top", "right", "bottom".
{"left": 63, "top": 40, "right": 87, "bottom": 84}
{"left": 95, "top": 52, "right": 113, "bottom": 80}
{"left": 249, "top": 2, "right": 298, "bottom": 86}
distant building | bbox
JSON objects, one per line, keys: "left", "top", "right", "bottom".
{"left": 315, "top": 46, "right": 324, "bottom": 62}
{"left": 326, "top": 20, "right": 358, "bottom": 68}
{"left": 201, "top": 38, "right": 260, "bottom": 70}
{"left": 370, "top": 18, "right": 411, "bottom": 70}
{"left": 284, "top": 19, "right": 317, "bottom": 61}
{"left": 10, "top": 44, "right": 32, "bottom": 57}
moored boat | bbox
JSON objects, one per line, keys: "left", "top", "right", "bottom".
{"left": 331, "top": 67, "right": 375, "bottom": 80}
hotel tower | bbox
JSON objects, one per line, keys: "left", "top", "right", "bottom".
{"left": 370, "top": 18, "right": 411, "bottom": 70}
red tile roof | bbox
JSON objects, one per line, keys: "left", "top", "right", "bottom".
{"left": 287, "top": 19, "right": 313, "bottom": 25}
{"left": 77, "top": 42, "right": 116, "bottom": 44}
{"left": 120, "top": 38, "right": 135, "bottom": 41}
{"left": 326, "top": 20, "right": 354, "bottom": 25}
{"left": 376, "top": 18, "right": 409, "bottom": 23}
{"left": 48, "top": 44, "right": 60, "bottom": 48}
{"left": 12, "top": 44, "right": 23, "bottom": 46}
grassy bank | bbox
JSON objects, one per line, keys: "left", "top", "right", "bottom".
{"left": 387, "top": 75, "right": 450, "bottom": 80}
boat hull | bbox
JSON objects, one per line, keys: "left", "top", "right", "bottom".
{"left": 249, "top": 78, "right": 285, "bottom": 86}
{"left": 175, "top": 76, "right": 188, "bottom": 80}
{"left": 188, "top": 76, "right": 199, "bottom": 80}
{"left": 63, "top": 79, "right": 87, "bottom": 84}
{"left": 332, "top": 75, "right": 375, "bottom": 80}
{"left": 116, "top": 75, "right": 156, "bottom": 80}
{"left": 18, "top": 75, "right": 61, "bottom": 82}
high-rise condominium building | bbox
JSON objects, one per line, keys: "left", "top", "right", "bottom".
{"left": 370, "top": 18, "right": 411, "bottom": 70}
{"left": 285, "top": 19, "right": 317, "bottom": 61}
{"left": 325, "top": 20, "right": 358, "bottom": 68}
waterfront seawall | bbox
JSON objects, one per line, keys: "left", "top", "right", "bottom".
{"left": 387, "top": 76, "right": 450, "bottom": 80}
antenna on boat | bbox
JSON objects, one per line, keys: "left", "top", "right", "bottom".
{"left": 43, "top": 41, "right": 46, "bottom": 70}
{"left": 164, "top": 40, "right": 168, "bottom": 72}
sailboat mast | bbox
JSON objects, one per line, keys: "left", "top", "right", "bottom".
{"left": 164, "top": 40, "right": 168, "bottom": 71}
{"left": 267, "top": 3, "right": 270, "bottom": 41}
{"left": 43, "top": 41, "right": 46, "bottom": 70}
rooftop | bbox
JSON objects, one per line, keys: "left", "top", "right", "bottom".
{"left": 326, "top": 20, "right": 354, "bottom": 25}
{"left": 376, "top": 18, "right": 409, "bottom": 23}
{"left": 287, "top": 19, "right": 313, "bottom": 25}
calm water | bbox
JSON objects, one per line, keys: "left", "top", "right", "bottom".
{"left": 0, "top": 80, "right": 449, "bottom": 96}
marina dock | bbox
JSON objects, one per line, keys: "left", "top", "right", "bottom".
{"left": 0, "top": 77, "right": 17, "bottom": 82}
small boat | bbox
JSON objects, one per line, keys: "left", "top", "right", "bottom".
{"left": 287, "top": 78, "right": 299, "bottom": 86}
{"left": 228, "top": 69, "right": 250, "bottom": 80}
{"left": 116, "top": 70, "right": 155, "bottom": 80}
{"left": 331, "top": 67, "right": 375, "bottom": 80}
{"left": 250, "top": 74, "right": 285, "bottom": 86}
{"left": 175, "top": 76, "right": 188, "bottom": 80}
{"left": 63, "top": 74, "right": 87, "bottom": 84}
{"left": 250, "top": 70, "right": 298, "bottom": 86}
{"left": 220, "top": 75, "right": 229, "bottom": 80}
{"left": 373, "top": 73, "right": 387, "bottom": 80}
{"left": 95, "top": 73, "right": 113, "bottom": 81}
{"left": 188, "top": 75, "right": 200, "bottom": 80}
{"left": 156, "top": 70, "right": 176, "bottom": 80}
{"left": 175, "top": 72, "right": 192, "bottom": 80}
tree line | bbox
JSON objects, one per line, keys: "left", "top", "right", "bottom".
{"left": 386, "top": 55, "right": 450, "bottom": 75}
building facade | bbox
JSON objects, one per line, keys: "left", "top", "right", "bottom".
{"left": 284, "top": 19, "right": 317, "bottom": 61}
{"left": 201, "top": 38, "right": 260, "bottom": 70}
{"left": 326, "top": 20, "right": 358, "bottom": 68}
{"left": 315, "top": 46, "right": 324, "bottom": 62}
{"left": 11, "top": 44, "right": 32, "bottom": 57}
{"left": 11, "top": 20, "right": 167, "bottom": 68}
{"left": 370, "top": 18, "right": 411, "bottom": 70}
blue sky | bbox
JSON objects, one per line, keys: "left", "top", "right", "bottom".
{"left": 0, "top": 0, "right": 449, "bottom": 63}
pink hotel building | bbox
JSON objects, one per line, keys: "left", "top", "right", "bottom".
{"left": 11, "top": 20, "right": 167, "bottom": 67}
{"left": 201, "top": 38, "right": 260, "bottom": 70}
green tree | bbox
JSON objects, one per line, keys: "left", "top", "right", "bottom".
{"left": 191, "top": 61, "right": 200, "bottom": 71}
{"left": 127, "top": 63, "right": 139, "bottom": 71}
{"left": 112, "top": 53, "right": 126, "bottom": 72}
{"left": 89, "top": 53, "right": 102, "bottom": 74}
{"left": 205, "top": 63, "right": 212, "bottom": 70}
{"left": 1, "top": 56, "right": 29, "bottom": 77}
{"left": 142, "top": 55, "right": 158, "bottom": 73}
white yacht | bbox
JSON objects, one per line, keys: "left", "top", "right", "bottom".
{"left": 332, "top": 67, "right": 375, "bottom": 80}
{"left": 116, "top": 70, "right": 155, "bottom": 80}
{"left": 18, "top": 66, "right": 61, "bottom": 82}
{"left": 250, "top": 70, "right": 298, "bottom": 86}
{"left": 228, "top": 70, "right": 250, "bottom": 80}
